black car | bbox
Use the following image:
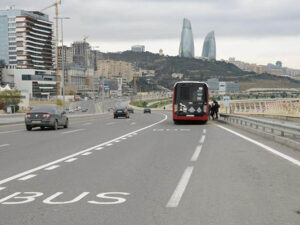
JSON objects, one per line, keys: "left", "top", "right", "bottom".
{"left": 25, "top": 106, "right": 69, "bottom": 131}
{"left": 144, "top": 108, "right": 151, "bottom": 113}
{"left": 114, "top": 108, "right": 130, "bottom": 119}
{"left": 127, "top": 107, "right": 134, "bottom": 113}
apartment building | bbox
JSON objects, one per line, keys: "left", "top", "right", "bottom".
{"left": 0, "top": 8, "right": 54, "bottom": 70}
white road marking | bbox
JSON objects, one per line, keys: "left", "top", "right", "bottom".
{"left": 191, "top": 145, "right": 202, "bottom": 162}
{"left": 44, "top": 165, "right": 60, "bottom": 171}
{"left": 203, "top": 129, "right": 206, "bottom": 134}
{"left": 218, "top": 125, "right": 300, "bottom": 167}
{"left": 95, "top": 147, "right": 103, "bottom": 150}
{"left": 0, "top": 144, "right": 10, "bottom": 148}
{"left": 64, "top": 158, "right": 77, "bottom": 163}
{"left": 180, "top": 129, "right": 191, "bottom": 131}
{"left": 0, "top": 114, "right": 168, "bottom": 186}
{"left": 0, "top": 187, "right": 6, "bottom": 191}
{"left": 18, "top": 174, "right": 37, "bottom": 181}
{"left": 62, "top": 129, "right": 85, "bottom": 134}
{"left": 121, "top": 137, "right": 127, "bottom": 140}
{"left": 199, "top": 135, "right": 206, "bottom": 143}
{"left": 130, "top": 122, "right": 136, "bottom": 126}
{"left": 0, "top": 129, "right": 23, "bottom": 134}
{"left": 166, "top": 167, "right": 194, "bottom": 208}
{"left": 106, "top": 143, "right": 113, "bottom": 146}
{"left": 82, "top": 152, "right": 92, "bottom": 156}
{"left": 105, "top": 122, "right": 115, "bottom": 125}
{"left": 115, "top": 140, "right": 120, "bottom": 143}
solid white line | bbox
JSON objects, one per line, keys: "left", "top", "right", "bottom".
{"left": 62, "top": 129, "right": 85, "bottom": 134}
{"left": 64, "top": 158, "right": 77, "bottom": 163}
{"left": 44, "top": 165, "right": 60, "bottom": 171}
{"left": 199, "top": 135, "right": 206, "bottom": 143}
{"left": 0, "top": 187, "right": 6, "bottom": 191}
{"left": 191, "top": 145, "right": 202, "bottom": 162}
{"left": 0, "top": 114, "right": 167, "bottom": 186}
{"left": 180, "top": 129, "right": 190, "bottom": 131}
{"left": 218, "top": 125, "right": 300, "bottom": 167}
{"left": 82, "top": 152, "right": 92, "bottom": 156}
{"left": 166, "top": 167, "right": 194, "bottom": 208}
{"left": 0, "top": 144, "right": 10, "bottom": 148}
{"left": 18, "top": 174, "right": 36, "bottom": 181}
{"left": 203, "top": 129, "right": 206, "bottom": 134}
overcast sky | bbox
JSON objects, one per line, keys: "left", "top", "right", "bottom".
{"left": 3, "top": 0, "right": 300, "bottom": 69}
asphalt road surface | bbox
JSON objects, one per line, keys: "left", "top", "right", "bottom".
{"left": 0, "top": 110, "right": 299, "bottom": 225}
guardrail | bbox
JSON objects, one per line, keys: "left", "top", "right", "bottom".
{"left": 220, "top": 113, "right": 300, "bottom": 140}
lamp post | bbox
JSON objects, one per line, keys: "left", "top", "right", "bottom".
{"left": 91, "top": 46, "right": 99, "bottom": 100}
{"left": 54, "top": 16, "right": 70, "bottom": 110}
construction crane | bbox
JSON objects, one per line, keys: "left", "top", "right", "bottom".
{"left": 83, "top": 35, "right": 89, "bottom": 42}
{"left": 41, "top": 0, "right": 62, "bottom": 96}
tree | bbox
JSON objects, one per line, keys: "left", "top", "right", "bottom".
{"left": 0, "top": 90, "right": 21, "bottom": 106}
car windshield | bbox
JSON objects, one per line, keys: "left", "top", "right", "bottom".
{"left": 30, "top": 106, "right": 56, "bottom": 113}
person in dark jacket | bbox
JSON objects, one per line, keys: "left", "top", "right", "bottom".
{"left": 213, "top": 100, "right": 220, "bottom": 119}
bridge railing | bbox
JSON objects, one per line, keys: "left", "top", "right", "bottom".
{"left": 220, "top": 113, "right": 300, "bottom": 141}
{"left": 219, "top": 98, "right": 300, "bottom": 118}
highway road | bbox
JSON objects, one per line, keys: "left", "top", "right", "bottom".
{"left": 0, "top": 110, "right": 299, "bottom": 225}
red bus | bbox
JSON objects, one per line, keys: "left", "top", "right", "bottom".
{"left": 173, "top": 81, "right": 209, "bottom": 124}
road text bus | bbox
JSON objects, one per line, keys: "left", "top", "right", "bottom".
{"left": 173, "top": 81, "right": 209, "bottom": 124}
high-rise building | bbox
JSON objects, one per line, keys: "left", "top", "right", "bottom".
{"left": 72, "top": 41, "right": 91, "bottom": 68}
{"left": 0, "top": 8, "right": 54, "bottom": 70}
{"left": 131, "top": 45, "right": 145, "bottom": 52}
{"left": 178, "top": 18, "right": 194, "bottom": 58}
{"left": 202, "top": 31, "right": 216, "bottom": 60}
{"left": 97, "top": 60, "right": 134, "bottom": 82}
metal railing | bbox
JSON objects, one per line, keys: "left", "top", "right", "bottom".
{"left": 220, "top": 113, "right": 300, "bottom": 141}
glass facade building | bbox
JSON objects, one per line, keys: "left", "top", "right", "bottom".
{"left": 179, "top": 18, "right": 194, "bottom": 58}
{"left": 202, "top": 31, "right": 216, "bottom": 60}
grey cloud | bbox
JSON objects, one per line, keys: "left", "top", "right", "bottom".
{"left": 2, "top": 0, "right": 300, "bottom": 41}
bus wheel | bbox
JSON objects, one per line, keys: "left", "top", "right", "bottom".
{"left": 173, "top": 120, "right": 180, "bottom": 125}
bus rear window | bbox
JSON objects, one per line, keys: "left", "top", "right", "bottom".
{"left": 177, "top": 85, "right": 205, "bottom": 102}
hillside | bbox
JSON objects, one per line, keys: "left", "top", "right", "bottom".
{"left": 103, "top": 51, "right": 300, "bottom": 91}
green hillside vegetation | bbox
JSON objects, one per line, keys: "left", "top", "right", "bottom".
{"left": 103, "top": 51, "right": 300, "bottom": 91}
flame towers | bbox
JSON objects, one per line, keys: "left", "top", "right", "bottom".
{"left": 179, "top": 18, "right": 194, "bottom": 58}
{"left": 202, "top": 31, "right": 216, "bottom": 60}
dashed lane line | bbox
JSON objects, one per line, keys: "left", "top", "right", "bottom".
{"left": 0, "top": 130, "right": 24, "bottom": 134}
{"left": 0, "top": 144, "right": 10, "bottom": 148}
{"left": 82, "top": 152, "right": 92, "bottom": 156}
{"left": 44, "top": 165, "right": 60, "bottom": 171}
{"left": 95, "top": 147, "right": 103, "bottom": 150}
{"left": 203, "top": 129, "right": 206, "bottom": 134}
{"left": 191, "top": 145, "right": 202, "bottom": 162}
{"left": 61, "top": 129, "right": 85, "bottom": 134}
{"left": 64, "top": 158, "right": 77, "bottom": 163}
{"left": 18, "top": 174, "right": 37, "bottom": 181}
{"left": 199, "top": 135, "right": 206, "bottom": 143}
{"left": 0, "top": 187, "right": 6, "bottom": 191}
{"left": 166, "top": 167, "right": 194, "bottom": 208}
{"left": 218, "top": 125, "right": 300, "bottom": 167}
{"left": 0, "top": 114, "right": 168, "bottom": 186}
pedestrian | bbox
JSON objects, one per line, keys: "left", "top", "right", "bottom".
{"left": 210, "top": 102, "right": 215, "bottom": 120}
{"left": 213, "top": 100, "right": 220, "bottom": 119}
